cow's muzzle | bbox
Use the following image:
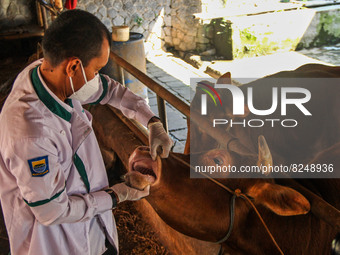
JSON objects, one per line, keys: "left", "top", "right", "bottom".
{"left": 126, "top": 146, "right": 161, "bottom": 190}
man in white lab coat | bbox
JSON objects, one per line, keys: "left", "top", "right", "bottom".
{"left": 0, "top": 10, "right": 172, "bottom": 255}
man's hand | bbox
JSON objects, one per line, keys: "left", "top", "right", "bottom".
{"left": 109, "top": 183, "right": 150, "bottom": 204}
{"left": 148, "top": 120, "right": 173, "bottom": 161}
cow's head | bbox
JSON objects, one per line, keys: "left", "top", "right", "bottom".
{"left": 126, "top": 146, "right": 162, "bottom": 190}
{"left": 190, "top": 72, "right": 252, "bottom": 153}
{"left": 193, "top": 135, "right": 310, "bottom": 216}
{"left": 126, "top": 136, "right": 310, "bottom": 245}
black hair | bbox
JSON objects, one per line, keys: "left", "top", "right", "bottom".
{"left": 42, "top": 9, "right": 111, "bottom": 67}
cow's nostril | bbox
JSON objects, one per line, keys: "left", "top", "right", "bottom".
{"left": 139, "top": 146, "right": 150, "bottom": 152}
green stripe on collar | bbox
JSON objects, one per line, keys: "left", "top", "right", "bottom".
{"left": 73, "top": 153, "right": 90, "bottom": 193}
{"left": 90, "top": 74, "right": 108, "bottom": 105}
{"left": 31, "top": 66, "right": 72, "bottom": 122}
{"left": 23, "top": 187, "right": 65, "bottom": 207}
{"left": 65, "top": 98, "right": 73, "bottom": 108}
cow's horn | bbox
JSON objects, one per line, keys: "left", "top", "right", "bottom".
{"left": 257, "top": 135, "right": 273, "bottom": 175}
{"left": 217, "top": 72, "right": 231, "bottom": 85}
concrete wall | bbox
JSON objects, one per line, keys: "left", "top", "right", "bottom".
{"left": 0, "top": 0, "right": 34, "bottom": 30}
{"left": 297, "top": 6, "right": 340, "bottom": 49}
{"left": 197, "top": 5, "right": 340, "bottom": 59}
{"left": 213, "top": 9, "right": 316, "bottom": 59}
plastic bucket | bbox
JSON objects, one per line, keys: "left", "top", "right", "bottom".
{"left": 101, "top": 32, "right": 148, "bottom": 101}
{"left": 112, "top": 26, "right": 129, "bottom": 42}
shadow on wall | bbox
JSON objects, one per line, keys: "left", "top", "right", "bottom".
{"left": 0, "top": 0, "right": 35, "bottom": 30}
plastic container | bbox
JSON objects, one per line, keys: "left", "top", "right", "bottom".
{"left": 112, "top": 26, "right": 130, "bottom": 42}
{"left": 101, "top": 32, "right": 148, "bottom": 101}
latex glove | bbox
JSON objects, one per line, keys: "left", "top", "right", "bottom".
{"left": 110, "top": 183, "right": 150, "bottom": 203}
{"left": 149, "top": 122, "right": 173, "bottom": 160}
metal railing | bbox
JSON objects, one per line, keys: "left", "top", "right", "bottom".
{"left": 109, "top": 51, "right": 235, "bottom": 146}
{"left": 108, "top": 51, "right": 340, "bottom": 229}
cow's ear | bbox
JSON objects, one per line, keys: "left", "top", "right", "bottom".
{"left": 216, "top": 72, "right": 231, "bottom": 85}
{"left": 257, "top": 135, "right": 272, "bottom": 175}
{"left": 246, "top": 182, "right": 310, "bottom": 216}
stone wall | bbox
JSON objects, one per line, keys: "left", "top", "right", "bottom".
{"left": 0, "top": 0, "right": 220, "bottom": 56}
{"left": 170, "top": 0, "right": 201, "bottom": 52}
{"left": 76, "top": 0, "right": 173, "bottom": 55}
{"left": 0, "top": 0, "right": 210, "bottom": 55}
{"left": 3, "top": 1, "right": 340, "bottom": 59}
{"left": 76, "top": 0, "right": 204, "bottom": 55}
{"left": 0, "top": 0, "right": 34, "bottom": 30}
{"left": 201, "top": 5, "right": 340, "bottom": 59}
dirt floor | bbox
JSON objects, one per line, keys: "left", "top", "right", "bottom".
{"left": 114, "top": 202, "right": 169, "bottom": 255}
{"left": 108, "top": 158, "right": 169, "bottom": 255}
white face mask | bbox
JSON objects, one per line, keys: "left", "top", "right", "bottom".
{"left": 68, "top": 61, "right": 99, "bottom": 102}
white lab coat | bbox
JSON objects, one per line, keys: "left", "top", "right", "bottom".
{"left": 0, "top": 59, "right": 155, "bottom": 255}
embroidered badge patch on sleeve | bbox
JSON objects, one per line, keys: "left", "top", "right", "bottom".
{"left": 27, "top": 156, "right": 50, "bottom": 177}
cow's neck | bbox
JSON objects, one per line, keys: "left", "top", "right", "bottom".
{"left": 145, "top": 155, "right": 247, "bottom": 243}
{"left": 225, "top": 191, "right": 334, "bottom": 255}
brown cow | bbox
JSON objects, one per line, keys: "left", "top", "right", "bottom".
{"left": 126, "top": 138, "right": 340, "bottom": 255}
{"left": 189, "top": 64, "right": 340, "bottom": 166}
{"left": 89, "top": 103, "right": 339, "bottom": 254}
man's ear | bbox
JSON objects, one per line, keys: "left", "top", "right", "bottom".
{"left": 246, "top": 182, "right": 310, "bottom": 216}
{"left": 66, "top": 58, "right": 81, "bottom": 77}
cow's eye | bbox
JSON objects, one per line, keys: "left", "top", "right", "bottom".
{"left": 213, "top": 157, "right": 223, "bottom": 165}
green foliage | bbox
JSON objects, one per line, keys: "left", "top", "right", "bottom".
{"left": 240, "top": 28, "right": 257, "bottom": 42}
{"left": 134, "top": 15, "right": 143, "bottom": 27}
{"left": 311, "top": 13, "right": 340, "bottom": 47}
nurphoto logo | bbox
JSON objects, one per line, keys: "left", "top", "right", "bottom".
{"left": 199, "top": 82, "right": 312, "bottom": 128}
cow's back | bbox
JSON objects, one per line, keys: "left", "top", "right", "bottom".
{"left": 230, "top": 64, "right": 340, "bottom": 164}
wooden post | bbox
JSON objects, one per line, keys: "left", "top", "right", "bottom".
{"left": 157, "top": 95, "right": 168, "bottom": 133}
{"left": 36, "top": 1, "right": 44, "bottom": 27}
{"left": 41, "top": 4, "right": 49, "bottom": 31}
